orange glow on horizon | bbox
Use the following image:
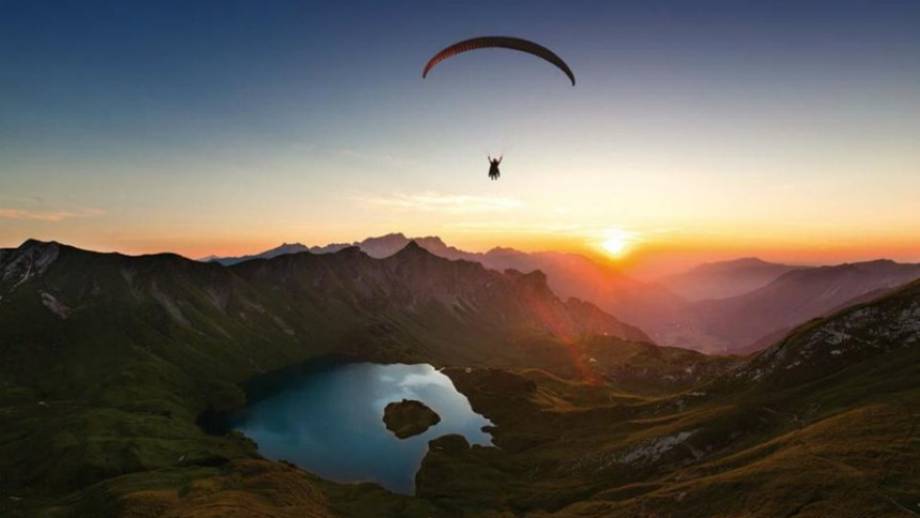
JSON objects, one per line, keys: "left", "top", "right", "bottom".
{"left": 8, "top": 226, "right": 919, "bottom": 280}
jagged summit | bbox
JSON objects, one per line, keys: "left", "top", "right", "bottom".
{"left": 15, "top": 238, "right": 64, "bottom": 252}
{"left": 1, "top": 239, "right": 62, "bottom": 291}
{"left": 375, "top": 232, "right": 408, "bottom": 240}
{"left": 484, "top": 246, "right": 522, "bottom": 256}
{"left": 326, "top": 244, "right": 364, "bottom": 258}
{"left": 395, "top": 240, "right": 428, "bottom": 256}
{"left": 208, "top": 233, "right": 489, "bottom": 266}
{"left": 504, "top": 268, "right": 548, "bottom": 285}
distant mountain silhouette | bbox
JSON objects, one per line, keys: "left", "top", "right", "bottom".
{"left": 691, "top": 259, "right": 920, "bottom": 353}
{"left": 203, "top": 242, "right": 312, "bottom": 264}
{"left": 660, "top": 257, "right": 800, "bottom": 301}
{"left": 205, "top": 233, "right": 474, "bottom": 265}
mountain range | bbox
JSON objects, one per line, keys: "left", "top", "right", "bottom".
{"left": 660, "top": 257, "right": 800, "bottom": 301}
{"left": 2, "top": 237, "right": 918, "bottom": 516}
{"left": 206, "top": 233, "right": 920, "bottom": 354}
{"left": 690, "top": 259, "right": 920, "bottom": 353}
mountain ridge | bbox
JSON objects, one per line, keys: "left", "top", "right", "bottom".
{"left": 201, "top": 233, "right": 687, "bottom": 344}
{"left": 660, "top": 256, "right": 801, "bottom": 301}
{"left": 690, "top": 258, "right": 920, "bottom": 352}
{"left": 199, "top": 234, "right": 920, "bottom": 355}
{"left": 1, "top": 237, "right": 652, "bottom": 366}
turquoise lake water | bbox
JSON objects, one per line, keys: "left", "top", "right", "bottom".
{"left": 229, "top": 362, "right": 493, "bottom": 494}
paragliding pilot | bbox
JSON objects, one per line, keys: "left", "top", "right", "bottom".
{"left": 488, "top": 155, "right": 502, "bottom": 181}
{"left": 423, "top": 36, "right": 574, "bottom": 183}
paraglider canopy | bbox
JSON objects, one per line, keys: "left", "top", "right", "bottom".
{"left": 422, "top": 36, "right": 575, "bottom": 86}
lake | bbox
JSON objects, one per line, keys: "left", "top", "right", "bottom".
{"left": 228, "top": 361, "right": 493, "bottom": 494}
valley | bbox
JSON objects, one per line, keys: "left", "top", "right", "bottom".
{"left": 1, "top": 239, "right": 918, "bottom": 516}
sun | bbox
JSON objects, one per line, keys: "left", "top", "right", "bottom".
{"left": 600, "top": 228, "right": 634, "bottom": 258}
{"left": 602, "top": 236, "right": 627, "bottom": 255}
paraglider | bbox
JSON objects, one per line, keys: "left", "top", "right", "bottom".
{"left": 487, "top": 155, "right": 502, "bottom": 181}
{"left": 422, "top": 36, "right": 576, "bottom": 86}
{"left": 422, "top": 36, "right": 575, "bottom": 181}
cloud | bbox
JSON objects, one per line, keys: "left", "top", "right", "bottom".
{"left": 446, "top": 220, "right": 597, "bottom": 235}
{"left": 0, "top": 207, "right": 105, "bottom": 222}
{"left": 334, "top": 148, "right": 421, "bottom": 170}
{"left": 357, "top": 192, "right": 523, "bottom": 214}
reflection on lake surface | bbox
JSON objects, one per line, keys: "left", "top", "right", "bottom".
{"left": 230, "top": 362, "right": 493, "bottom": 494}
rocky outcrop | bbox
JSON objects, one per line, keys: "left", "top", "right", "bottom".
{"left": 382, "top": 399, "right": 440, "bottom": 439}
{"left": 737, "top": 278, "right": 920, "bottom": 385}
{"left": 0, "top": 239, "right": 60, "bottom": 292}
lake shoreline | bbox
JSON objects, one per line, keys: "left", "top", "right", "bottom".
{"left": 198, "top": 352, "right": 453, "bottom": 435}
{"left": 202, "top": 360, "right": 493, "bottom": 494}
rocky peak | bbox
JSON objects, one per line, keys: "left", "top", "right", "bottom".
{"left": 504, "top": 268, "right": 549, "bottom": 292}
{"left": 393, "top": 240, "right": 431, "bottom": 259}
{"left": 1, "top": 239, "right": 61, "bottom": 291}
{"left": 415, "top": 235, "right": 447, "bottom": 248}
{"left": 262, "top": 242, "right": 310, "bottom": 258}
{"left": 485, "top": 246, "right": 524, "bottom": 257}
{"left": 332, "top": 245, "right": 365, "bottom": 259}
{"left": 361, "top": 232, "right": 409, "bottom": 247}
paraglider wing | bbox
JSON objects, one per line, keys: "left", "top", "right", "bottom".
{"left": 422, "top": 36, "right": 575, "bottom": 86}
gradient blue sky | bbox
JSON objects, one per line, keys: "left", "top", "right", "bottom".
{"left": 2, "top": 1, "right": 919, "bottom": 274}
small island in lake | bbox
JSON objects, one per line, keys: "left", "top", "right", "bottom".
{"left": 383, "top": 399, "right": 441, "bottom": 439}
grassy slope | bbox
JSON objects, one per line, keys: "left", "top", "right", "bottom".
{"left": 416, "top": 282, "right": 920, "bottom": 517}
{"left": 415, "top": 348, "right": 919, "bottom": 517}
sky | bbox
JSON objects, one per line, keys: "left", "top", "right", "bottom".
{"left": 2, "top": 0, "right": 919, "bottom": 277}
